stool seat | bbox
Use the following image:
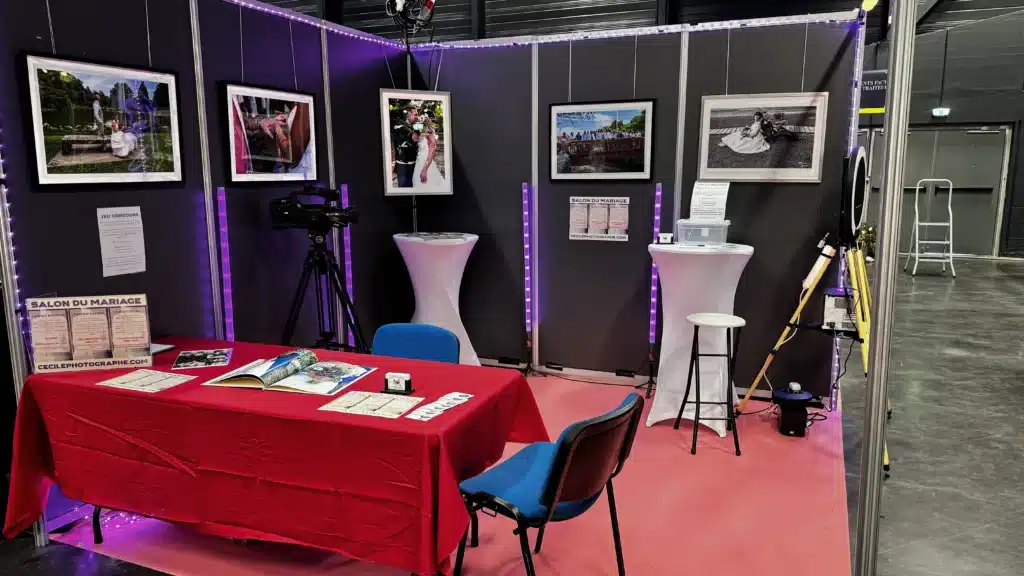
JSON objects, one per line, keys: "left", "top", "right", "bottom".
{"left": 687, "top": 312, "right": 746, "bottom": 329}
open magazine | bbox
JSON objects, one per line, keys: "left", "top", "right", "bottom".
{"left": 203, "top": 349, "right": 375, "bottom": 396}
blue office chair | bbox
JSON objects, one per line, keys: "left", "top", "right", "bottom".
{"left": 370, "top": 323, "right": 460, "bottom": 364}
{"left": 454, "top": 393, "right": 645, "bottom": 576}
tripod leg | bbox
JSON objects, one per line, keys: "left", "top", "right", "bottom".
{"left": 282, "top": 254, "right": 316, "bottom": 346}
{"left": 326, "top": 256, "right": 369, "bottom": 353}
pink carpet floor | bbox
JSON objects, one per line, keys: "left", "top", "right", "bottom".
{"left": 52, "top": 376, "right": 851, "bottom": 575}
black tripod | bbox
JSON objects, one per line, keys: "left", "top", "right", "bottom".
{"left": 281, "top": 230, "right": 368, "bottom": 353}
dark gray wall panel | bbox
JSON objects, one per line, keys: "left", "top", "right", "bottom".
{"left": 537, "top": 34, "right": 681, "bottom": 374}
{"left": 0, "top": 0, "right": 213, "bottom": 340}
{"left": 328, "top": 36, "right": 414, "bottom": 341}
{"left": 682, "top": 23, "right": 856, "bottom": 398}
{"left": 413, "top": 46, "right": 533, "bottom": 362}
{"left": 199, "top": 0, "right": 330, "bottom": 345}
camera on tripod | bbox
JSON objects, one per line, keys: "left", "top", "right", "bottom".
{"left": 269, "top": 185, "right": 358, "bottom": 232}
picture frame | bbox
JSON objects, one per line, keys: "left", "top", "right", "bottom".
{"left": 24, "top": 54, "right": 182, "bottom": 185}
{"left": 550, "top": 100, "right": 654, "bottom": 181}
{"left": 225, "top": 83, "right": 317, "bottom": 183}
{"left": 380, "top": 89, "right": 453, "bottom": 196}
{"left": 698, "top": 92, "right": 829, "bottom": 183}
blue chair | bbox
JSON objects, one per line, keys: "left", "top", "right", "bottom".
{"left": 370, "top": 323, "right": 460, "bottom": 364}
{"left": 454, "top": 393, "right": 645, "bottom": 576}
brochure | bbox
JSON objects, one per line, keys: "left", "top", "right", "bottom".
{"left": 172, "top": 348, "right": 233, "bottom": 369}
{"left": 204, "top": 349, "right": 375, "bottom": 395}
{"left": 97, "top": 369, "right": 194, "bottom": 393}
{"left": 319, "top": 391, "right": 423, "bottom": 418}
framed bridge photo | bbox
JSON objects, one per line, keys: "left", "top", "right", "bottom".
{"left": 698, "top": 92, "right": 828, "bottom": 183}
{"left": 25, "top": 54, "right": 182, "bottom": 185}
{"left": 551, "top": 100, "right": 654, "bottom": 181}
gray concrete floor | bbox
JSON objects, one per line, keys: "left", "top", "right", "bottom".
{"left": 843, "top": 258, "right": 1024, "bottom": 575}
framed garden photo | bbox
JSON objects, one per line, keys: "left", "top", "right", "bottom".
{"left": 380, "top": 89, "right": 453, "bottom": 196}
{"left": 25, "top": 55, "right": 182, "bottom": 185}
{"left": 551, "top": 100, "right": 654, "bottom": 181}
{"left": 698, "top": 92, "right": 829, "bottom": 183}
{"left": 226, "top": 84, "right": 317, "bottom": 182}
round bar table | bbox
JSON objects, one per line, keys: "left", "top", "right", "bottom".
{"left": 394, "top": 233, "right": 480, "bottom": 365}
{"left": 647, "top": 242, "right": 754, "bottom": 436}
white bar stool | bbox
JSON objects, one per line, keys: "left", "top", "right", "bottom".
{"left": 673, "top": 312, "right": 745, "bottom": 456}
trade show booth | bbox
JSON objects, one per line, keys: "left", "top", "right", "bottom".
{"left": 0, "top": 1, "right": 868, "bottom": 574}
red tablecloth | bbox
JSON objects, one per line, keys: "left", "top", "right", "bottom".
{"left": 4, "top": 338, "right": 548, "bottom": 574}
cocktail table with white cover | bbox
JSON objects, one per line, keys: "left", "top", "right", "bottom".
{"left": 647, "top": 242, "right": 754, "bottom": 436}
{"left": 394, "top": 233, "right": 480, "bottom": 365}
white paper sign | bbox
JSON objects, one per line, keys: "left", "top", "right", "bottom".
{"left": 569, "top": 197, "right": 629, "bottom": 242}
{"left": 689, "top": 181, "right": 730, "bottom": 221}
{"left": 97, "top": 370, "right": 194, "bottom": 393}
{"left": 97, "top": 206, "right": 146, "bottom": 277}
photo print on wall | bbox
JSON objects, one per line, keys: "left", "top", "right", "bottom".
{"left": 551, "top": 100, "right": 654, "bottom": 181}
{"left": 25, "top": 55, "right": 182, "bottom": 185}
{"left": 380, "top": 89, "right": 453, "bottom": 196}
{"left": 226, "top": 84, "right": 316, "bottom": 182}
{"left": 698, "top": 92, "right": 828, "bottom": 183}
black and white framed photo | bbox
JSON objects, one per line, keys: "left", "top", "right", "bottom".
{"left": 380, "top": 89, "right": 453, "bottom": 196}
{"left": 226, "top": 84, "right": 316, "bottom": 182}
{"left": 25, "top": 55, "right": 182, "bottom": 185}
{"left": 551, "top": 100, "right": 653, "bottom": 181}
{"left": 698, "top": 92, "right": 828, "bottom": 183}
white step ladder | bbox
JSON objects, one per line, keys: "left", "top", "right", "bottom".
{"left": 905, "top": 178, "right": 956, "bottom": 277}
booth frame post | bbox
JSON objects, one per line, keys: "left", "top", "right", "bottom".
{"left": 0, "top": 108, "right": 49, "bottom": 548}
{"left": 671, "top": 31, "right": 688, "bottom": 224}
{"left": 321, "top": 24, "right": 348, "bottom": 346}
{"left": 529, "top": 44, "right": 540, "bottom": 370}
{"left": 190, "top": 0, "right": 225, "bottom": 341}
{"left": 854, "top": 0, "right": 916, "bottom": 574}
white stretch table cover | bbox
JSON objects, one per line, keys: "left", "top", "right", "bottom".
{"left": 647, "top": 243, "right": 754, "bottom": 436}
{"left": 394, "top": 233, "right": 480, "bottom": 365}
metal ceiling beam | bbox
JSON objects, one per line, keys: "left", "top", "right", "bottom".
{"left": 917, "top": 0, "right": 946, "bottom": 25}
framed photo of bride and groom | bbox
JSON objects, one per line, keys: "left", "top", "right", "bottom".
{"left": 698, "top": 92, "right": 829, "bottom": 183}
{"left": 380, "top": 89, "right": 453, "bottom": 196}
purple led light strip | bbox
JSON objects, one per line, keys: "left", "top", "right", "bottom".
{"left": 649, "top": 183, "right": 663, "bottom": 345}
{"left": 341, "top": 184, "right": 355, "bottom": 347}
{"left": 522, "top": 183, "right": 533, "bottom": 334}
{"left": 0, "top": 116, "right": 29, "bottom": 355}
{"left": 216, "top": 187, "right": 235, "bottom": 341}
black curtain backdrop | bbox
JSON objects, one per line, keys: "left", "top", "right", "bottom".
{"left": 412, "top": 46, "right": 533, "bottom": 363}
{"left": 0, "top": 0, "right": 212, "bottom": 341}
{"left": 682, "top": 23, "right": 858, "bottom": 396}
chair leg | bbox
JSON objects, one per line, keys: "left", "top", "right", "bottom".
{"left": 534, "top": 525, "right": 545, "bottom": 554}
{"left": 673, "top": 333, "right": 699, "bottom": 430}
{"left": 607, "top": 481, "right": 626, "bottom": 576}
{"left": 470, "top": 508, "right": 479, "bottom": 548}
{"left": 453, "top": 524, "right": 469, "bottom": 576}
{"left": 92, "top": 505, "right": 103, "bottom": 545}
{"left": 727, "top": 327, "right": 742, "bottom": 456}
{"left": 515, "top": 524, "right": 537, "bottom": 576}
{"left": 691, "top": 327, "right": 702, "bottom": 455}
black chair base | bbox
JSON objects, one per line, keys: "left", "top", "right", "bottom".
{"left": 672, "top": 325, "right": 743, "bottom": 456}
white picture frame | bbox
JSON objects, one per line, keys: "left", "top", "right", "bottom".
{"left": 226, "top": 84, "right": 317, "bottom": 183}
{"left": 380, "top": 89, "right": 453, "bottom": 196}
{"left": 698, "top": 92, "right": 829, "bottom": 183}
{"left": 551, "top": 100, "right": 654, "bottom": 181}
{"left": 25, "top": 55, "right": 182, "bottom": 185}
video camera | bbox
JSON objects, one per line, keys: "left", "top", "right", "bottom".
{"left": 269, "top": 185, "right": 358, "bottom": 232}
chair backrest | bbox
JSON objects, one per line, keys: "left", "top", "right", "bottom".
{"left": 540, "top": 393, "right": 644, "bottom": 518}
{"left": 371, "top": 323, "right": 460, "bottom": 364}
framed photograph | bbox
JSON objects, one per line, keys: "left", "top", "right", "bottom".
{"left": 25, "top": 55, "right": 182, "bottom": 185}
{"left": 380, "top": 89, "right": 453, "bottom": 196}
{"left": 698, "top": 92, "right": 829, "bottom": 183}
{"left": 226, "top": 84, "right": 316, "bottom": 182}
{"left": 551, "top": 100, "right": 654, "bottom": 181}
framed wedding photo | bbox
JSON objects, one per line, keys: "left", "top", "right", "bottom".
{"left": 226, "top": 84, "right": 317, "bottom": 182}
{"left": 698, "top": 92, "right": 828, "bottom": 183}
{"left": 380, "top": 89, "right": 453, "bottom": 196}
{"left": 25, "top": 55, "right": 182, "bottom": 185}
{"left": 551, "top": 100, "right": 654, "bottom": 181}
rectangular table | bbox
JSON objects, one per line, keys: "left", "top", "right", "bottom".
{"left": 4, "top": 337, "right": 548, "bottom": 574}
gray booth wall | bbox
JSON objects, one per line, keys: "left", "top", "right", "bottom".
{"left": 0, "top": 0, "right": 214, "bottom": 341}
{"left": 411, "top": 47, "right": 534, "bottom": 364}
{"left": 682, "top": 23, "right": 858, "bottom": 396}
